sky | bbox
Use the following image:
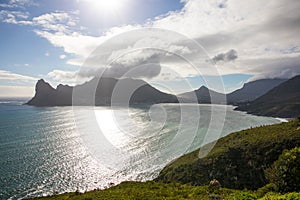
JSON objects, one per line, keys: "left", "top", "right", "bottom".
{"left": 0, "top": 0, "right": 299, "bottom": 97}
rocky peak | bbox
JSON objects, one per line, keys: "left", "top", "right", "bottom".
{"left": 35, "top": 79, "right": 55, "bottom": 94}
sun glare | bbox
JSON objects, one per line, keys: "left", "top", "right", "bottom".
{"left": 88, "top": 0, "right": 126, "bottom": 13}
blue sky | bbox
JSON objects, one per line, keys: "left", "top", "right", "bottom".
{"left": 0, "top": 0, "right": 299, "bottom": 97}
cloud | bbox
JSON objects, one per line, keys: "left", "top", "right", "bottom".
{"left": 34, "top": 30, "right": 102, "bottom": 58}
{"left": 245, "top": 56, "right": 300, "bottom": 81}
{"left": 2, "top": 0, "right": 300, "bottom": 83}
{"left": 104, "top": 53, "right": 162, "bottom": 79}
{"left": 210, "top": 49, "right": 238, "bottom": 63}
{"left": 47, "top": 69, "right": 91, "bottom": 86}
{"left": 0, "top": 10, "right": 79, "bottom": 32}
{"left": 0, "top": 86, "right": 34, "bottom": 97}
{"left": 50, "top": 0, "right": 300, "bottom": 81}
{"left": 0, "top": 10, "right": 30, "bottom": 24}
{"left": 59, "top": 54, "right": 66, "bottom": 59}
{"left": 0, "top": 70, "right": 37, "bottom": 81}
{"left": 34, "top": 24, "right": 139, "bottom": 62}
{"left": 48, "top": 69, "right": 77, "bottom": 80}
{"left": 32, "top": 11, "right": 79, "bottom": 32}
{"left": 0, "top": 0, "right": 37, "bottom": 8}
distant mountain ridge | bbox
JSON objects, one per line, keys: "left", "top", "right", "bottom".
{"left": 227, "top": 78, "right": 287, "bottom": 104}
{"left": 26, "top": 79, "right": 72, "bottom": 106}
{"left": 27, "top": 76, "right": 299, "bottom": 118}
{"left": 26, "top": 77, "right": 178, "bottom": 107}
{"left": 179, "top": 86, "right": 226, "bottom": 104}
{"left": 236, "top": 75, "right": 300, "bottom": 118}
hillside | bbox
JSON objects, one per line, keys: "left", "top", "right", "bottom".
{"left": 236, "top": 75, "right": 300, "bottom": 118}
{"left": 156, "top": 120, "right": 300, "bottom": 190}
{"left": 179, "top": 86, "right": 226, "bottom": 104}
{"left": 30, "top": 181, "right": 300, "bottom": 200}
{"left": 26, "top": 77, "right": 178, "bottom": 107}
{"left": 227, "top": 78, "right": 287, "bottom": 104}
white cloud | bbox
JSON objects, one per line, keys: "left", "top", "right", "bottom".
{"left": 34, "top": 24, "right": 140, "bottom": 63}
{"left": 48, "top": 69, "right": 78, "bottom": 80}
{"left": 2, "top": 0, "right": 300, "bottom": 83}
{"left": 0, "top": 0, "right": 37, "bottom": 8}
{"left": 34, "top": 30, "right": 102, "bottom": 58}
{"left": 0, "top": 86, "right": 34, "bottom": 97}
{"left": 32, "top": 11, "right": 79, "bottom": 32}
{"left": 0, "top": 70, "right": 37, "bottom": 81}
{"left": 0, "top": 10, "right": 79, "bottom": 32}
{"left": 0, "top": 10, "right": 30, "bottom": 24}
{"left": 46, "top": 69, "right": 91, "bottom": 86}
{"left": 0, "top": 70, "right": 37, "bottom": 96}
{"left": 34, "top": 0, "right": 300, "bottom": 81}
{"left": 59, "top": 54, "right": 66, "bottom": 59}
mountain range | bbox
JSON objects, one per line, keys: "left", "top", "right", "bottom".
{"left": 227, "top": 78, "right": 287, "bottom": 104}
{"left": 26, "top": 77, "right": 178, "bottom": 107}
{"left": 178, "top": 86, "right": 226, "bottom": 104}
{"left": 235, "top": 75, "right": 300, "bottom": 118}
{"left": 26, "top": 75, "right": 300, "bottom": 118}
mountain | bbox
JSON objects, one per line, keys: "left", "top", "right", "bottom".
{"left": 235, "top": 75, "right": 300, "bottom": 118}
{"left": 26, "top": 79, "right": 73, "bottom": 106}
{"left": 156, "top": 120, "right": 300, "bottom": 190}
{"left": 179, "top": 86, "right": 226, "bottom": 104}
{"left": 164, "top": 78, "right": 287, "bottom": 105}
{"left": 227, "top": 78, "right": 287, "bottom": 104}
{"left": 26, "top": 77, "right": 178, "bottom": 107}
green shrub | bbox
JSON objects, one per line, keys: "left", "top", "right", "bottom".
{"left": 256, "top": 183, "right": 277, "bottom": 198}
{"left": 228, "top": 191, "right": 257, "bottom": 200}
{"left": 265, "top": 147, "right": 300, "bottom": 193}
{"left": 260, "top": 192, "right": 300, "bottom": 200}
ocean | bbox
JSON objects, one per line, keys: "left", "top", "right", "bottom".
{"left": 0, "top": 99, "right": 281, "bottom": 199}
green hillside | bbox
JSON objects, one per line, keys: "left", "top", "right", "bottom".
{"left": 156, "top": 120, "right": 300, "bottom": 190}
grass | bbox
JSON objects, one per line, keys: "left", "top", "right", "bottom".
{"left": 30, "top": 181, "right": 300, "bottom": 200}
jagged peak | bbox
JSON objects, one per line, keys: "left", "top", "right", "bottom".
{"left": 198, "top": 85, "right": 209, "bottom": 90}
{"left": 56, "top": 84, "right": 72, "bottom": 90}
{"left": 37, "top": 79, "right": 46, "bottom": 84}
{"left": 195, "top": 86, "right": 210, "bottom": 92}
{"left": 36, "top": 79, "right": 54, "bottom": 91}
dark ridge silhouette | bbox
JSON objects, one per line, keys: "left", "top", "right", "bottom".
{"left": 26, "top": 77, "right": 178, "bottom": 107}
{"left": 227, "top": 78, "right": 287, "bottom": 104}
{"left": 26, "top": 79, "right": 72, "bottom": 106}
{"left": 27, "top": 75, "right": 299, "bottom": 116}
{"left": 179, "top": 86, "right": 226, "bottom": 104}
{"left": 236, "top": 75, "right": 300, "bottom": 118}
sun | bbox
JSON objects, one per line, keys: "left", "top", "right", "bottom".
{"left": 88, "top": 0, "right": 126, "bottom": 13}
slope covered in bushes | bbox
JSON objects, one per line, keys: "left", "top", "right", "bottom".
{"left": 156, "top": 120, "right": 300, "bottom": 190}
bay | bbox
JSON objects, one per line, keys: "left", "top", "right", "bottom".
{"left": 0, "top": 100, "right": 280, "bottom": 199}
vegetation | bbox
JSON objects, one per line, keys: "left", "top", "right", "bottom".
{"left": 156, "top": 120, "right": 300, "bottom": 190}
{"left": 265, "top": 147, "right": 300, "bottom": 193}
{"left": 29, "top": 181, "right": 300, "bottom": 200}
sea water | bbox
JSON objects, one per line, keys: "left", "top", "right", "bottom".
{"left": 0, "top": 99, "right": 280, "bottom": 199}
